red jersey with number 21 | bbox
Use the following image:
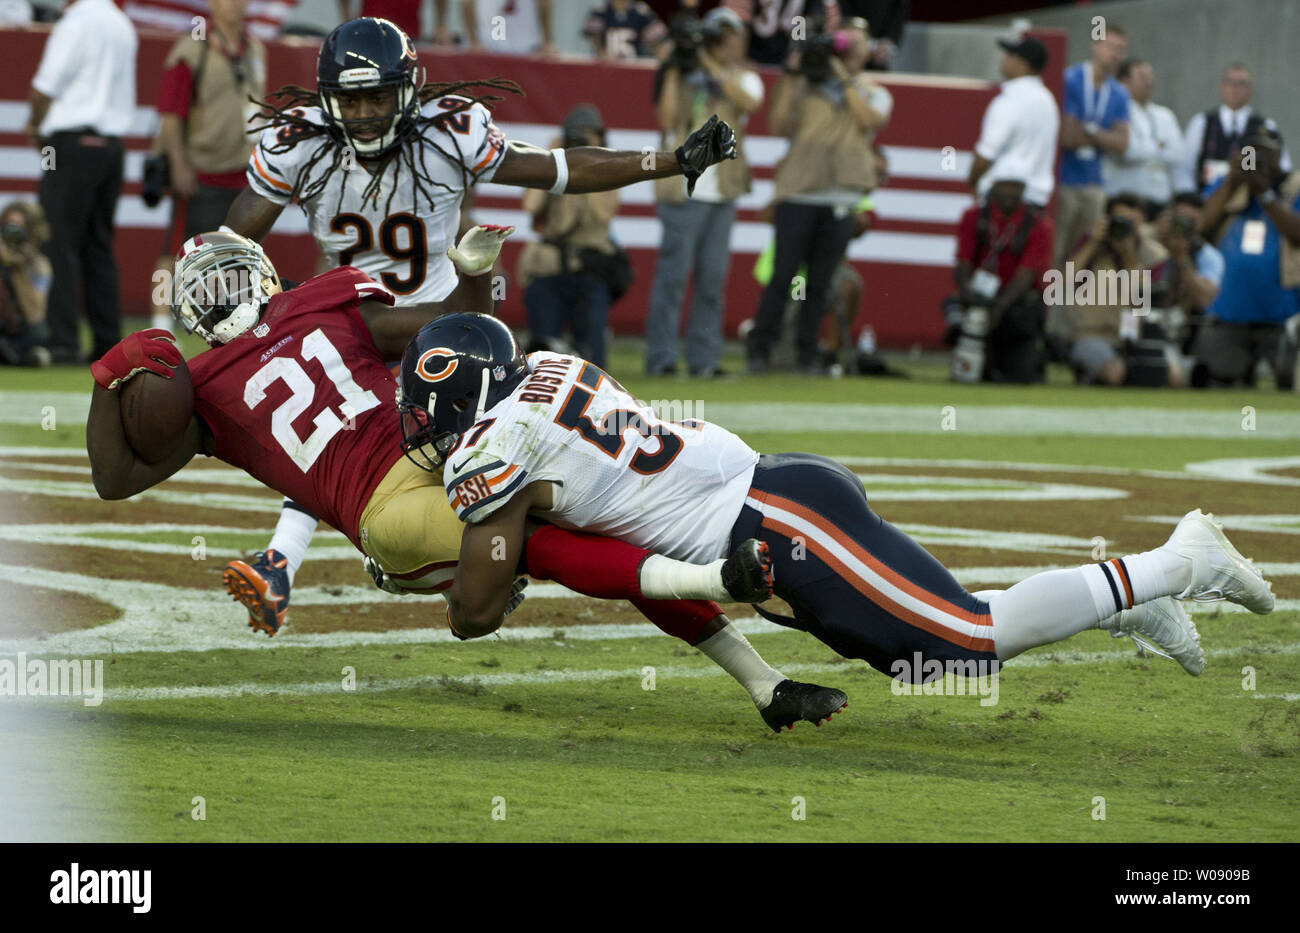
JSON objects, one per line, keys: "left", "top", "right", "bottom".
{"left": 187, "top": 266, "right": 404, "bottom": 550}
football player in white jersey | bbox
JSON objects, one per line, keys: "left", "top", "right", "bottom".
{"left": 399, "top": 313, "right": 1280, "bottom": 717}
{"left": 218, "top": 17, "right": 739, "bottom": 636}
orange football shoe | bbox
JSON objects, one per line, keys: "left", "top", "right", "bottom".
{"left": 223, "top": 549, "right": 291, "bottom": 636}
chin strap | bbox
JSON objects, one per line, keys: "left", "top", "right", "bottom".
{"left": 473, "top": 367, "right": 491, "bottom": 423}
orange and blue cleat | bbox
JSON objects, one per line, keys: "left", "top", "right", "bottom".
{"left": 223, "top": 549, "right": 291, "bottom": 636}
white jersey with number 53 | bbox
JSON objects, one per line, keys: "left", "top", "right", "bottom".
{"left": 441, "top": 352, "right": 759, "bottom": 563}
{"left": 246, "top": 96, "right": 507, "bottom": 305}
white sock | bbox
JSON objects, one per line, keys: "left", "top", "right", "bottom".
{"left": 267, "top": 500, "right": 317, "bottom": 585}
{"left": 988, "top": 566, "right": 1134, "bottom": 660}
{"left": 1122, "top": 547, "right": 1191, "bottom": 603}
{"left": 639, "top": 554, "right": 728, "bottom": 601}
{"left": 695, "top": 623, "right": 786, "bottom": 708}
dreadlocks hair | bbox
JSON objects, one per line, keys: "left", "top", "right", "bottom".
{"left": 250, "top": 77, "right": 524, "bottom": 217}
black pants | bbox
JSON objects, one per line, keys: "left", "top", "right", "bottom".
{"left": 729, "top": 453, "right": 998, "bottom": 679}
{"left": 39, "top": 132, "right": 124, "bottom": 358}
{"left": 747, "top": 201, "right": 857, "bottom": 368}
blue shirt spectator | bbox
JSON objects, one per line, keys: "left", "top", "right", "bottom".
{"left": 1062, "top": 62, "right": 1131, "bottom": 187}
{"left": 1203, "top": 175, "right": 1300, "bottom": 324}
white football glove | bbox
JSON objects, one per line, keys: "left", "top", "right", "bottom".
{"left": 363, "top": 555, "right": 409, "bottom": 596}
{"left": 446, "top": 223, "right": 515, "bottom": 276}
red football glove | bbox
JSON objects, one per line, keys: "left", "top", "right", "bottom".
{"left": 90, "top": 329, "right": 182, "bottom": 391}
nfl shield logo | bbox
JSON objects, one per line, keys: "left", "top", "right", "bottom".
{"left": 253, "top": 323, "right": 270, "bottom": 338}
{"left": 492, "top": 365, "right": 506, "bottom": 382}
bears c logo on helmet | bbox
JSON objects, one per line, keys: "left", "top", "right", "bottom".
{"left": 415, "top": 347, "right": 459, "bottom": 382}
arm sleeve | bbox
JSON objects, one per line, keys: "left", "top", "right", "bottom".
{"left": 1104, "top": 85, "right": 1131, "bottom": 128}
{"left": 1158, "top": 108, "right": 1184, "bottom": 169}
{"left": 955, "top": 208, "right": 977, "bottom": 264}
{"left": 445, "top": 452, "right": 531, "bottom": 524}
{"left": 245, "top": 124, "right": 299, "bottom": 205}
{"left": 1174, "top": 112, "right": 1205, "bottom": 193}
{"left": 1062, "top": 68, "right": 1084, "bottom": 120}
{"left": 30, "top": 15, "right": 81, "bottom": 98}
{"left": 157, "top": 62, "right": 195, "bottom": 118}
{"left": 974, "top": 94, "right": 1010, "bottom": 162}
{"left": 1196, "top": 243, "right": 1225, "bottom": 288}
{"left": 434, "top": 98, "right": 508, "bottom": 185}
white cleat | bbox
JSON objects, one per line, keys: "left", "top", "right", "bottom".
{"left": 1165, "top": 509, "right": 1274, "bottom": 615}
{"left": 1108, "top": 596, "right": 1205, "bottom": 676}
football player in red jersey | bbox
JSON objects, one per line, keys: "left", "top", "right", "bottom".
{"left": 85, "top": 232, "right": 848, "bottom": 731}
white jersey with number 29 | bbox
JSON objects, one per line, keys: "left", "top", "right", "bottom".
{"left": 442, "top": 352, "right": 759, "bottom": 563}
{"left": 246, "top": 96, "right": 507, "bottom": 306}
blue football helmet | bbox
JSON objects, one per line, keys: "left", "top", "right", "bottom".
{"left": 317, "top": 17, "right": 424, "bottom": 157}
{"left": 398, "top": 314, "right": 528, "bottom": 471}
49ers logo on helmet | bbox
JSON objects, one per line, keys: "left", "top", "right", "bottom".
{"left": 415, "top": 347, "right": 459, "bottom": 382}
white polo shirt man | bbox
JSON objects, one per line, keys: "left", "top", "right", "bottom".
{"left": 30, "top": 0, "right": 137, "bottom": 139}
{"left": 26, "top": 0, "right": 137, "bottom": 362}
{"left": 973, "top": 38, "right": 1060, "bottom": 207}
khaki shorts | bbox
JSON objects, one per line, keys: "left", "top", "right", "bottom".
{"left": 357, "top": 455, "right": 465, "bottom": 592}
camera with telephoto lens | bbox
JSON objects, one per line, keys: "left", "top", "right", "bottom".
{"left": 796, "top": 11, "right": 851, "bottom": 83}
{"left": 667, "top": 11, "right": 718, "bottom": 72}
{"left": 141, "top": 153, "right": 171, "bottom": 209}
{"left": 1, "top": 222, "right": 27, "bottom": 249}
{"left": 1106, "top": 214, "right": 1135, "bottom": 241}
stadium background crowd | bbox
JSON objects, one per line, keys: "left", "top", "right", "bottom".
{"left": 4, "top": 0, "right": 1299, "bottom": 392}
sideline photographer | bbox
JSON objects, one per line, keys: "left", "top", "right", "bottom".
{"left": 517, "top": 105, "right": 626, "bottom": 369}
{"left": 1059, "top": 192, "right": 1179, "bottom": 386}
{"left": 1149, "top": 193, "right": 1222, "bottom": 361}
{"left": 147, "top": 0, "right": 266, "bottom": 329}
{"left": 1192, "top": 124, "right": 1300, "bottom": 389}
{"left": 746, "top": 16, "right": 891, "bottom": 374}
{"left": 0, "top": 200, "right": 53, "bottom": 367}
{"left": 645, "top": 6, "right": 761, "bottom": 378}
{"left": 944, "top": 169, "right": 1053, "bottom": 384}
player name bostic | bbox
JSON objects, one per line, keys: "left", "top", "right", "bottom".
{"left": 517, "top": 356, "right": 705, "bottom": 433}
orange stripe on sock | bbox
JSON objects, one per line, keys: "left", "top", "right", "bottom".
{"left": 1110, "top": 558, "right": 1134, "bottom": 609}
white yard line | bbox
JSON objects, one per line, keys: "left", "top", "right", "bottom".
{"left": 0, "top": 557, "right": 1296, "bottom": 657}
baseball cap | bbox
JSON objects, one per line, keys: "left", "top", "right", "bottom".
{"left": 997, "top": 35, "right": 1048, "bottom": 72}
{"left": 703, "top": 6, "right": 745, "bottom": 33}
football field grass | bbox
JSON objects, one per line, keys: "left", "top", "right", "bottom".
{"left": 1, "top": 341, "right": 1298, "bottom": 841}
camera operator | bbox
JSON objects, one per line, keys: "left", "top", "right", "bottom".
{"left": 746, "top": 17, "right": 891, "bottom": 374}
{"left": 1150, "top": 193, "right": 1222, "bottom": 356}
{"left": 0, "top": 200, "right": 53, "bottom": 368}
{"left": 943, "top": 166, "right": 1053, "bottom": 384}
{"left": 149, "top": 0, "right": 267, "bottom": 330}
{"left": 645, "top": 6, "right": 762, "bottom": 378}
{"left": 1191, "top": 124, "right": 1300, "bottom": 389}
{"left": 1060, "top": 192, "right": 1180, "bottom": 386}
{"left": 517, "top": 105, "right": 624, "bottom": 370}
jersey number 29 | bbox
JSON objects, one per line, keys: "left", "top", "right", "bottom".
{"left": 244, "top": 328, "right": 381, "bottom": 472}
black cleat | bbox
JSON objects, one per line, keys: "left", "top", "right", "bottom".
{"left": 722, "top": 538, "right": 774, "bottom": 603}
{"left": 760, "top": 679, "right": 848, "bottom": 732}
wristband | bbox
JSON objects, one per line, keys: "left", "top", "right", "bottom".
{"left": 549, "top": 148, "right": 569, "bottom": 195}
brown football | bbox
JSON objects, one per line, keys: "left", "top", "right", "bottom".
{"left": 119, "top": 360, "right": 195, "bottom": 464}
